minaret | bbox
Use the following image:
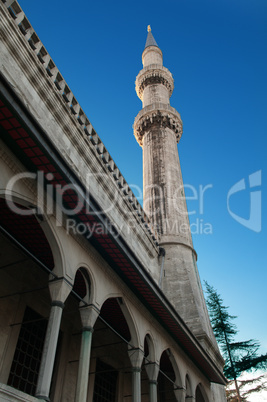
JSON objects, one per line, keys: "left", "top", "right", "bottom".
{"left": 134, "top": 27, "right": 217, "bottom": 353}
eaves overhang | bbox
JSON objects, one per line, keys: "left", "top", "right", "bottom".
{"left": 0, "top": 75, "right": 226, "bottom": 386}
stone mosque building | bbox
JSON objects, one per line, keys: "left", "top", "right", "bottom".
{"left": 0, "top": 1, "right": 227, "bottom": 401}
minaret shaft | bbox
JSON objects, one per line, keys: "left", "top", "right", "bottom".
{"left": 134, "top": 29, "right": 220, "bottom": 354}
{"left": 143, "top": 126, "right": 191, "bottom": 243}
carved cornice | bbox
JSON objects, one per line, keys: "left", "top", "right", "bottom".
{"left": 0, "top": 0, "right": 160, "bottom": 249}
{"left": 134, "top": 106, "right": 183, "bottom": 146}
{"left": 136, "top": 67, "right": 174, "bottom": 100}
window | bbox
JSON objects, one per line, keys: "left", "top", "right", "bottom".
{"left": 8, "top": 306, "right": 47, "bottom": 396}
{"left": 93, "top": 359, "right": 118, "bottom": 402}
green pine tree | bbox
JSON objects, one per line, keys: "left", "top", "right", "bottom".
{"left": 204, "top": 282, "right": 267, "bottom": 401}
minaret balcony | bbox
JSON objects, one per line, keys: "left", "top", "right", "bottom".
{"left": 135, "top": 65, "right": 174, "bottom": 101}
{"left": 134, "top": 103, "right": 183, "bottom": 146}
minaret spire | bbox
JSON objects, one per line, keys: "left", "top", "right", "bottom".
{"left": 145, "top": 25, "right": 159, "bottom": 49}
{"left": 134, "top": 28, "right": 220, "bottom": 355}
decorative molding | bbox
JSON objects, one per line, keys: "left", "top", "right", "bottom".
{"left": 136, "top": 67, "right": 174, "bottom": 100}
{"left": 134, "top": 107, "right": 183, "bottom": 146}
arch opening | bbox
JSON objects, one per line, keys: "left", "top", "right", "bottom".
{"left": 158, "top": 349, "right": 182, "bottom": 402}
{"left": 99, "top": 297, "right": 132, "bottom": 342}
{"left": 60, "top": 297, "right": 138, "bottom": 401}
{"left": 0, "top": 198, "right": 54, "bottom": 270}
{"left": 141, "top": 334, "right": 157, "bottom": 401}
{"left": 196, "top": 384, "right": 209, "bottom": 402}
{"left": 90, "top": 298, "right": 135, "bottom": 401}
{"left": 0, "top": 199, "right": 61, "bottom": 398}
{"left": 72, "top": 267, "right": 91, "bottom": 302}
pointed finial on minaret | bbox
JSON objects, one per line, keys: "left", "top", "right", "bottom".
{"left": 144, "top": 26, "right": 159, "bottom": 49}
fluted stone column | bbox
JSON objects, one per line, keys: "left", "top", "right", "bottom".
{"left": 128, "top": 348, "right": 144, "bottom": 402}
{"left": 132, "top": 367, "right": 141, "bottom": 402}
{"left": 36, "top": 278, "right": 72, "bottom": 400}
{"left": 75, "top": 305, "right": 99, "bottom": 402}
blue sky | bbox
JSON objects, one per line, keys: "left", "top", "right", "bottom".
{"left": 16, "top": 0, "right": 267, "bottom": 359}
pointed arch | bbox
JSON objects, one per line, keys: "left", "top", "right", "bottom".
{"left": 99, "top": 297, "right": 139, "bottom": 346}
{"left": 0, "top": 196, "right": 64, "bottom": 275}
{"left": 72, "top": 267, "right": 91, "bottom": 304}
{"left": 142, "top": 334, "right": 158, "bottom": 399}
{"left": 159, "top": 348, "right": 183, "bottom": 401}
{"left": 0, "top": 196, "right": 66, "bottom": 400}
{"left": 144, "top": 333, "right": 156, "bottom": 362}
{"left": 196, "top": 383, "right": 209, "bottom": 402}
{"left": 87, "top": 297, "right": 141, "bottom": 401}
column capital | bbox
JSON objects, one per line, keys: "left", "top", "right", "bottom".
{"left": 174, "top": 386, "right": 186, "bottom": 402}
{"left": 185, "top": 395, "right": 195, "bottom": 401}
{"left": 132, "top": 367, "right": 142, "bottom": 373}
{"left": 144, "top": 361, "right": 159, "bottom": 382}
{"left": 48, "top": 277, "right": 72, "bottom": 303}
{"left": 51, "top": 300, "right": 65, "bottom": 309}
{"left": 128, "top": 347, "right": 144, "bottom": 369}
{"left": 79, "top": 304, "right": 99, "bottom": 329}
{"left": 81, "top": 326, "right": 94, "bottom": 332}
